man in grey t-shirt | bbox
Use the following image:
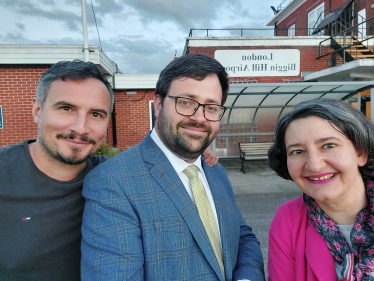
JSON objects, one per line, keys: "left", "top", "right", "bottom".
{"left": 0, "top": 60, "right": 114, "bottom": 281}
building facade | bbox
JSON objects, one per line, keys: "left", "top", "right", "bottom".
{"left": 1, "top": 0, "right": 373, "bottom": 158}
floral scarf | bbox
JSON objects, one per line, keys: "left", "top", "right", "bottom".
{"left": 303, "top": 174, "right": 374, "bottom": 281}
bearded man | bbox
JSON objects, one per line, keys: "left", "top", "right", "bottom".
{"left": 81, "top": 54, "right": 265, "bottom": 281}
{"left": 0, "top": 60, "right": 113, "bottom": 280}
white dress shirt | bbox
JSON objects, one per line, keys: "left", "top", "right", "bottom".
{"left": 151, "top": 130, "right": 251, "bottom": 281}
{"left": 151, "top": 129, "right": 222, "bottom": 247}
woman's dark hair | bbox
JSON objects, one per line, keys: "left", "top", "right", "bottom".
{"left": 268, "top": 98, "right": 374, "bottom": 180}
{"left": 155, "top": 53, "right": 229, "bottom": 105}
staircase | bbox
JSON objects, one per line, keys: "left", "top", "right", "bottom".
{"left": 331, "top": 36, "right": 374, "bottom": 62}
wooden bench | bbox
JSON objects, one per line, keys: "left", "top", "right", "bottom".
{"left": 238, "top": 142, "right": 273, "bottom": 174}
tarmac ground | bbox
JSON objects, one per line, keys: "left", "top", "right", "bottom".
{"left": 220, "top": 158, "right": 302, "bottom": 278}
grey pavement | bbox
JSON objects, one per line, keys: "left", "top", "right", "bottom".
{"left": 227, "top": 166, "right": 300, "bottom": 195}
{"left": 220, "top": 159, "right": 302, "bottom": 279}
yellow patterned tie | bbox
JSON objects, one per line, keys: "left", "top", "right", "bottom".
{"left": 183, "top": 165, "right": 225, "bottom": 279}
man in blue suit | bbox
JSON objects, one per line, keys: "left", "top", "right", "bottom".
{"left": 81, "top": 53, "right": 265, "bottom": 281}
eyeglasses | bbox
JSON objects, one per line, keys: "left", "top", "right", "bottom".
{"left": 167, "top": 95, "right": 226, "bottom": 122}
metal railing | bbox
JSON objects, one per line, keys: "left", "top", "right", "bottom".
{"left": 188, "top": 28, "right": 327, "bottom": 37}
{"left": 277, "top": 0, "right": 292, "bottom": 12}
{"left": 188, "top": 28, "right": 274, "bottom": 37}
{"left": 317, "top": 15, "right": 374, "bottom": 63}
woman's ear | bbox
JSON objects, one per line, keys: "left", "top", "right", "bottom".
{"left": 357, "top": 146, "right": 368, "bottom": 167}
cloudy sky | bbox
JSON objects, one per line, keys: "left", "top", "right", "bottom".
{"left": 0, "top": 0, "right": 281, "bottom": 74}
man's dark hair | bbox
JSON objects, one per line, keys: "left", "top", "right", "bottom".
{"left": 36, "top": 60, "right": 114, "bottom": 112}
{"left": 155, "top": 53, "right": 229, "bottom": 105}
{"left": 268, "top": 98, "right": 374, "bottom": 180}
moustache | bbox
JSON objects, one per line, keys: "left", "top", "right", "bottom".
{"left": 56, "top": 133, "right": 96, "bottom": 145}
{"left": 177, "top": 121, "right": 212, "bottom": 134}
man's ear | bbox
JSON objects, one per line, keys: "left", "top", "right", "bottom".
{"left": 154, "top": 95, "right": 162, "bottom": 119}
{"left": 32, "top": 97, "right": 42, "bottom": 124}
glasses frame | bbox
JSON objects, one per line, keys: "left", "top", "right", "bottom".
{"left": 167, "top": 95, "right": 226, "bottom": 122}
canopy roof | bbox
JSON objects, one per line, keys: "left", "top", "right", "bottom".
{"left": 214, "top": 81, "right": 374, "bottom": 157}
{"left": 312, "top": 0, "right": 354, "bottom": 34}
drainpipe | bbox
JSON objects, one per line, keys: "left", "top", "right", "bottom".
{"left": 81, "top": 0, "right": 89, "bottom": 61}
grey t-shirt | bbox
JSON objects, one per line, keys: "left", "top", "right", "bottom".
{"left": 0, "top": 140, "right": 106, "bottom": 281}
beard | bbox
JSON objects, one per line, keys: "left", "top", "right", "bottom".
{"left": 39, "top": 129, "right": 97, "bottom": 166}
{"left": 156, "top": 108, "right": 218, "bottom": 161}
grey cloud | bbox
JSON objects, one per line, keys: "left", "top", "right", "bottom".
{"left": 0, "top": 0, "right": 81, "bottom": 30}
{"left": 46, "top": 36, "right": 84, "bottom": 45}
{"left": 0, "top": 32, "right": 46, "bottom": 44}
{"left": 15, "top": 23, "right": 25, "bottom": 31}
{"left": 91, "top": 0, "right": 124, "bottom": 17}
{"left": 102, "top": 37, "right": 176, "bottom": 73}
{"left": 122, "top": 0, "right": 248, "bottom": 30}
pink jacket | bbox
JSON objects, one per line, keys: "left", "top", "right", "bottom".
{"left": 268, "top": 196, "right": 337, "bottom": 281}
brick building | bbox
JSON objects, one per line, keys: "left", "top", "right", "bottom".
{"left": 1, "top": 0, "right": 374, "bottom": 158}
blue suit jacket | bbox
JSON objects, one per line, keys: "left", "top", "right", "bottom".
{"left": 81, "top": 133, "right": 264, "bottom": 281}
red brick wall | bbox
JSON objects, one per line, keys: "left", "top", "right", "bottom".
{"left": 107, "top": 90, "right": 155, "bottom": 150}
{"left": 189, "top": 45, "right": 334, "bottom": 81}
{"left": 0, "top": 65, "right": 50, "bottom": 147}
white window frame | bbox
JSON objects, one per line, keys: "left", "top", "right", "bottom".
{"left": 308, "top": 2, "right": 324, "bottom": 35}
{"left": 149, "top": 100, "right": 155, "bottom": 130}
{"left": 358, "top": 8, "right": 366, "bottom": 36}
{"left": 288, "top": 24, "right": 296, "bottom": 36}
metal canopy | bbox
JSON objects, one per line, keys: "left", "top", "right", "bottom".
{"left": 312, "top": 0, "right": 354, "bottom": 34}
{"left": 214, "top": 81, "right": 374, "bottom": 158}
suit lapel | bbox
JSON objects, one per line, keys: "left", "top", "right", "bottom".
{"left": 305, "top": 219, "right": 337, "bottom": 280}
{"left": 140, "top": 134, "right": 223, "bottom": 281}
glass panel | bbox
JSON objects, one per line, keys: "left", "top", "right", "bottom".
{"left": 255, "top": 108, "right": 281, "bottom": 142}
{"left": 303, "top": 85, "right": 339, "bottom": 92}
{"left": 228, "top": 86, "right": 244, "bottom": 94}
{"left": 288, "top": 24, "right": 295, "bottom": 37}
{"left": 321, "top": 93, "right": 347, "bottom": 100}
{"left": 216, "top": 108, "right": 257, "bottom": 157}
{"left": 273, "top": 85, "right": 309, "bottom": 93}
{"left": 224, "top": 95, "right": 238, "bottom": 107}
{"left": 333, "top": 85, "right": 363, "bottom": 92}
{"left": 287, "top": 94, "right": 323, "bottom": 105}
{"left": 277, "top": 107, "right": 294, "bottom": 122}
{"left": 242, "top": 86, "right": 277, "bottom": 93}
{"left": 216, "top": 108, "right": 279, "bottom": 157}
{"left": 262, "top": 94, "right": 295, "bottom": 106}
{"left": 234, "top": 95, "right": 266, "bottom": 107}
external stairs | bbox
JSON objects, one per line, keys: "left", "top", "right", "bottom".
{"left": 331, "top": 36, "right": 374, "bottom": 62}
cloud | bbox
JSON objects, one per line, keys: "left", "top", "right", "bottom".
{"left": 122, "top": 0, "right": 249, "bottom": 30}
{"left": 15, "top": 22, "right": 25, "bottom": 31}
{"left": 0, "top": 32, "right": 46, "bottom": 44}
{"left": 102, "top": 36, "right": 176, "bottom": 73}
{"left": 0, "top": 0, "right": 81, "bottom": 30}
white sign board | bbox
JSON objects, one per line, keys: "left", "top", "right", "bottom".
{"left": 214, "top": 49, "right": 300, "bottom": 77}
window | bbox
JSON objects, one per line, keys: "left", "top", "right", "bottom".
{"left": 358, "top": 9, "right": 366, "bottom": 36}
{"left": 149, "top": 100, "right": 155, "bottom": 129}
{"left": 308, "top": 3, "right": 324, "bottom": 35}
{"left": 288, "top": 24, "right": 295, "bottom": 36}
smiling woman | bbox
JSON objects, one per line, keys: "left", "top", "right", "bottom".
{"left": 267, "top": 99, "right": 374, "bottom": 281}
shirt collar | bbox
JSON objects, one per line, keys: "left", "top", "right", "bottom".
{"left": 151, "top": 129, "right": 202, "bottom": 175}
